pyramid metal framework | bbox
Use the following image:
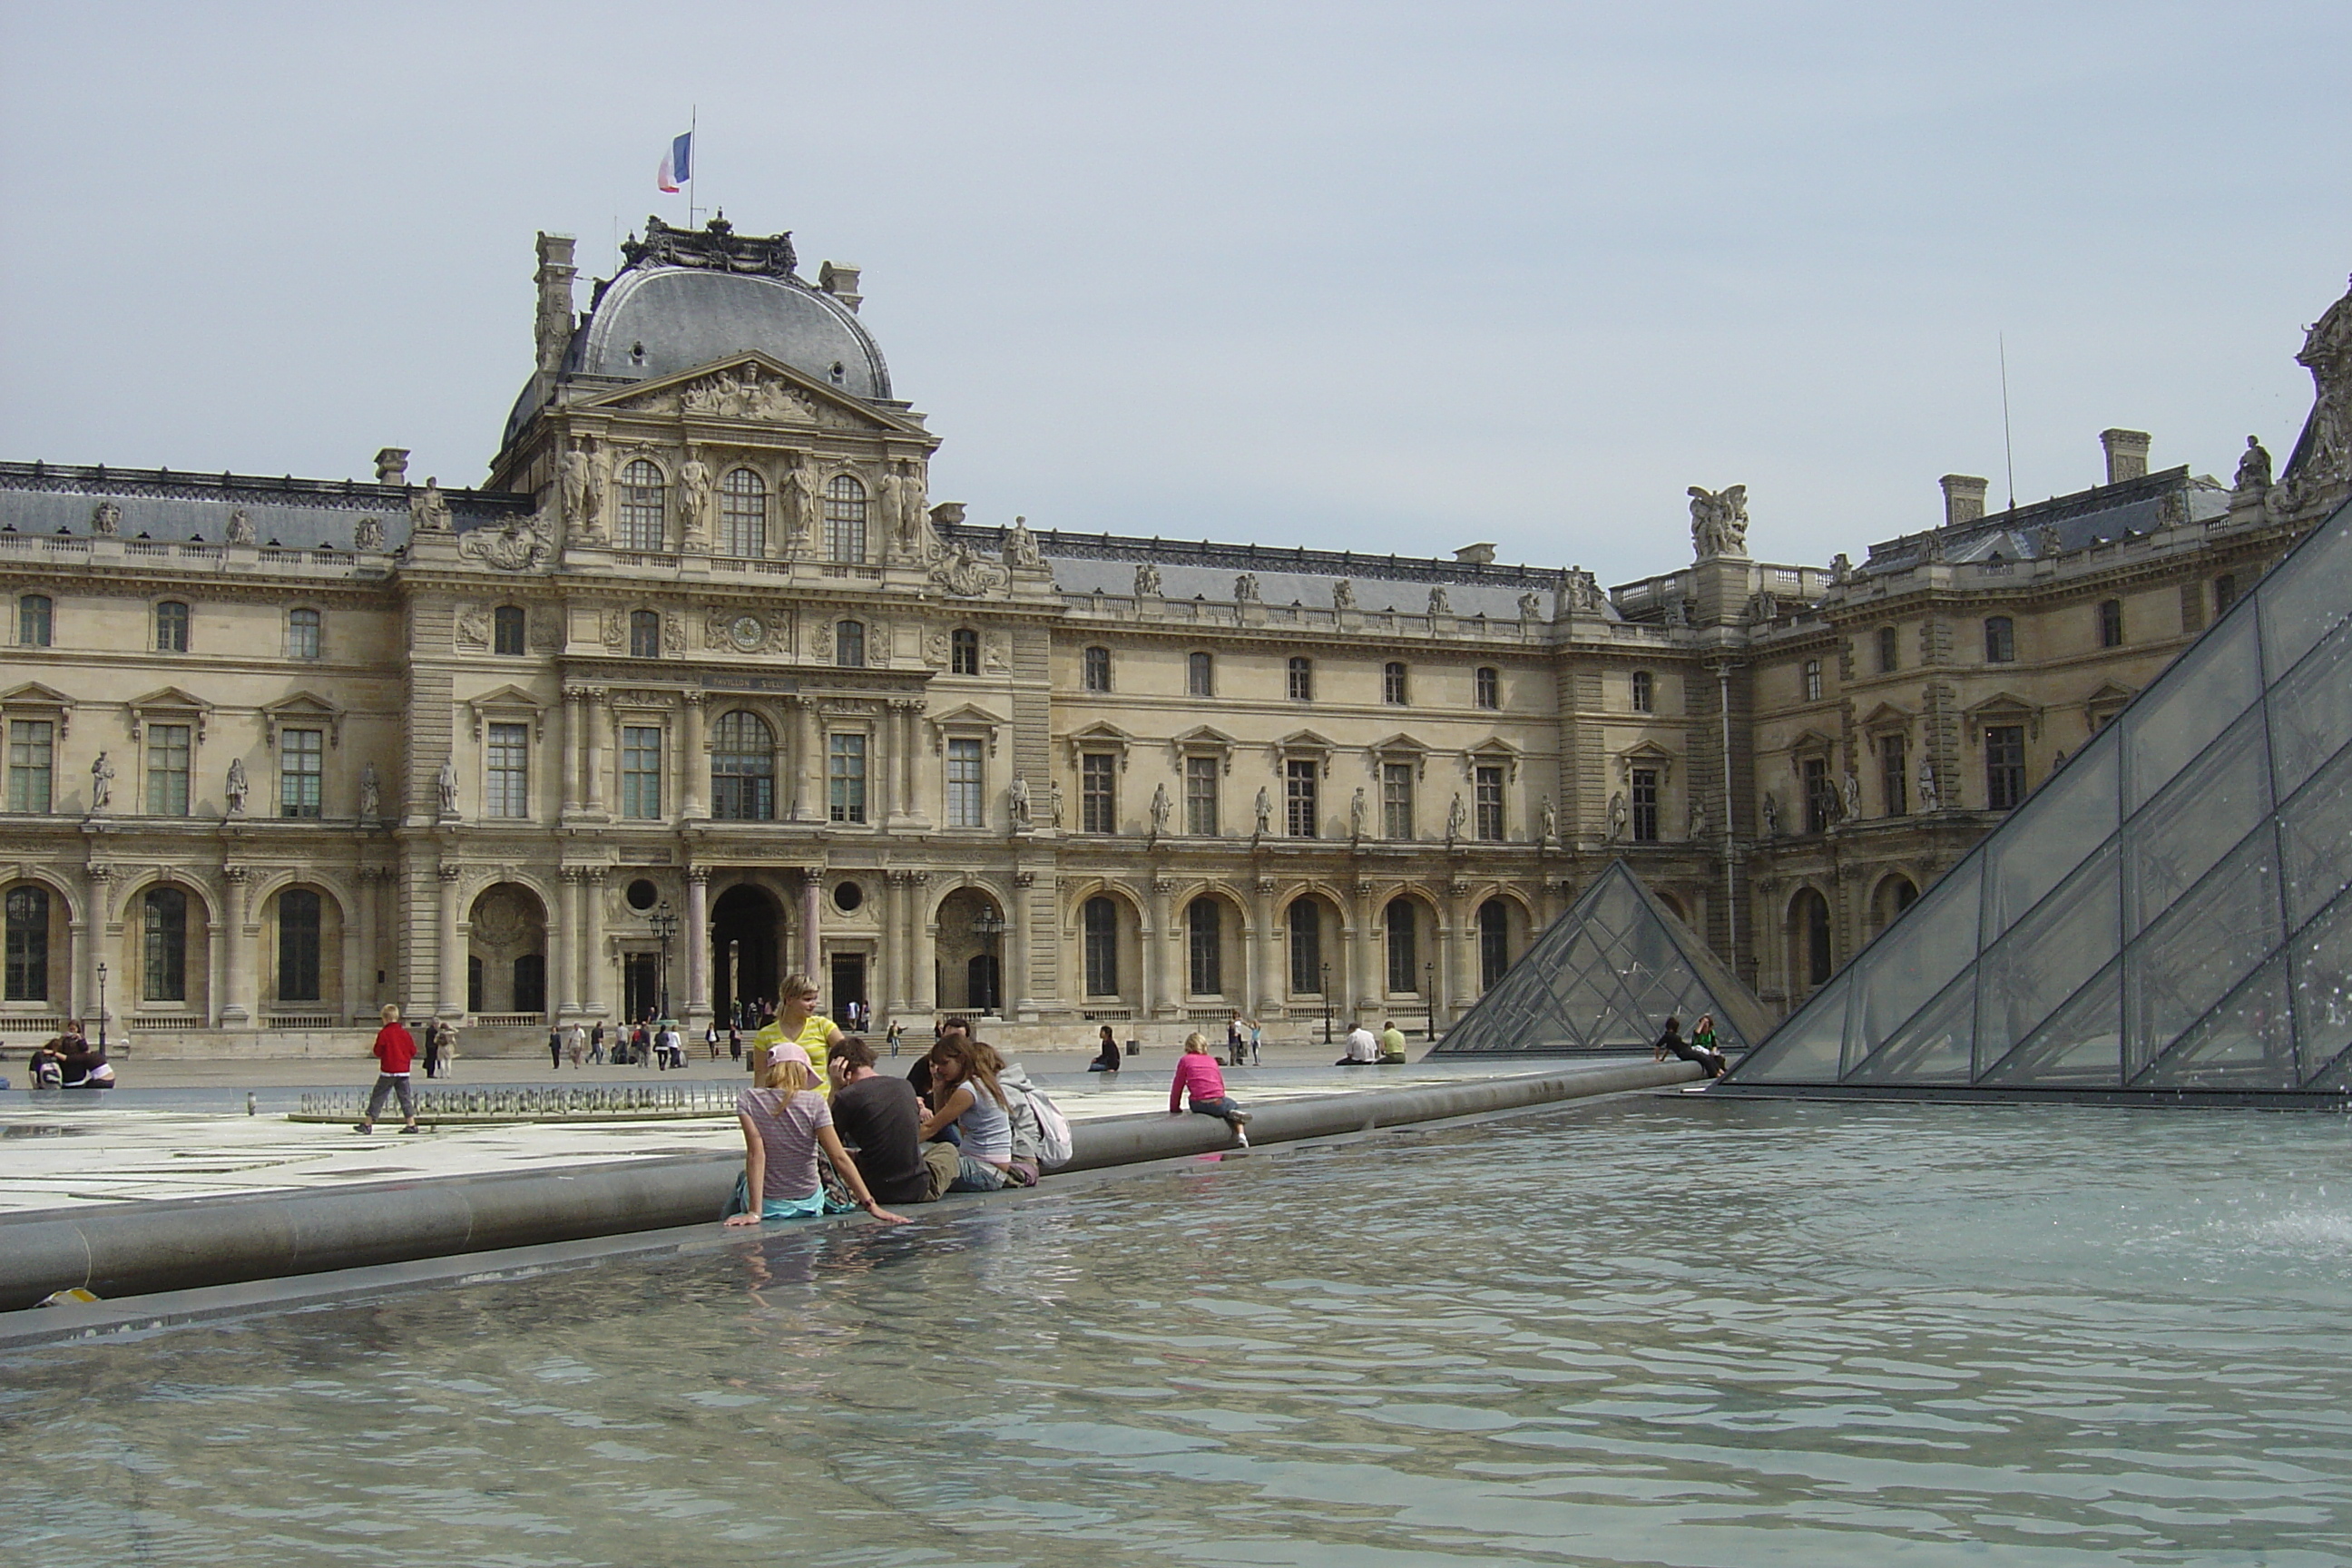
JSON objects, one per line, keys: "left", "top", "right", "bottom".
{"left": 1432, "top": 859, "right": 1774, "bottom": 1055}
{"left": 1726, "top": 498, "right": 2352, "bottom": 1100}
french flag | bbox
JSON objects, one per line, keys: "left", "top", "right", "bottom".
{"left": 657, "top": 132, "right": 692, "bottom": 193}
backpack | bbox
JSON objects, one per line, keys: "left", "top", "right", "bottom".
{"left": 996, "top": 1063, "right": 1074, "bottom": 1170}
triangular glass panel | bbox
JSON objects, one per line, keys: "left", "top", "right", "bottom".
{"left": 2138, "top": 956, "right": 2296, "bottom": 1091}
{"left": 2124, "top": 825, "right": 2283, "bottom": 1081}
{"left": 2291, "top": 890, "right": 2352, "bottom": 1087}
{"left": 1848, "top": 857, "right": 1980, "bottom": 1064}
{"left": 1847, "top": 966, "right": 1975, "bottom": 1084}
{"left": 1981, "top": 958, "right": 2123, "bottom": 1087}
{"left": 2258, "top": 503, "right": 2352, "bottom": 680}
{"left": 1729, "top": 970, "right": 1852, "bottom": 1083}
{"left": 2279, "top": 741, "right": 2352, "bottom": 934}
{"left": 2122, "top": 610, "right": 2261, "bottom": 814}
{"left": 1430, "top": 861, "right": 1769, "bottom": 1057}
{"left": 2267, "top": 612, "right": 2352, "bottom": 801}
{"left": 1976, "top": 839, "right": 2121, "bottom": 1070}
{"left": 1983, "top": 727, "right": 2118, "bottom": 941}
{"left": 2125, "top": 705, "right": 2272, "bottom": 939}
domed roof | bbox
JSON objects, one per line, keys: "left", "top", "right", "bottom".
{"left": 503, "top": 217, "right": 891, "bottom": 450}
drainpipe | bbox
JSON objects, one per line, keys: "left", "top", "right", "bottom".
{"left": 1717, "top": 662, "right": 1738, "bottom": 967}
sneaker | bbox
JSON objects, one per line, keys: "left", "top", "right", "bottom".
{"left": 353, "top": 1123, "right": 372, "bottom": 1135}
{"left": 397, "top": 1124, "right": 421, "bottom": 1134}
{"left": 1230, "top": 1109, "right": 1253, "bottom": 1123}
{"left": 1233, "top": 1126, "right": 1250, "bottom": 1148}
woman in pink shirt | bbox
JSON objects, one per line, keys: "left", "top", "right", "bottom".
{"left": 1168, "top": 1032, "right": 1253, "bottom": 1147}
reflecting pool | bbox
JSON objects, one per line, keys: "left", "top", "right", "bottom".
{"left": 5, "top": 1097, "right": 2350, "bottom": 1565}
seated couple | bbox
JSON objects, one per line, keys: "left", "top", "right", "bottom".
{"left": 28, "top": 1025, "right": 114, "bottom": 1090}
{"left": 1652, "top": 1014, "right": 1730, "bottom": 1078}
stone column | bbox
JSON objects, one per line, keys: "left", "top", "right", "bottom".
{"left": 582, "top": 687, "right": 607, "bottom": 817}
{"left": 800, "top": 869, "right": 822, "bottom": 981}
{"left": 681, "top": 691, "right": 707, "bottom": 819}
{"left": 1350, "top": 880, "right": 1378, "bottom": 1019}
{"left": 872, "top": 717, "right": 894, "bottom": 827}
{"left": 888, "top": 700, "right": 925, "bottom": 828}
{"left": 1146, "top": 877, "right": 1173, "bottom": 1019}
{"left": 581, "top": 871, "right": 606, "bottom": 1020}
{"left": 560, "top": 688, "right": 583, "bottom": 818}
{"left": 791, "top": 698, "right": 821, "bottom": 822}
{"left": 220, "top": 866, "right": 253, "bottom": 1026}
{"left": 881, "top": 871, "right": 906, "bottom": 1017}
{"left": 554, "top": 867, "right": 579, "bottom": 1018}
{"left": 347, "top": 868, "right": 377, "bottom": 1021}
{"left": 77, "top": 864, "right": 113, "bottom": 1031}
{"left": 684, "top": 867, "right": 711, "bottom": 1024}
{"left": 436, "top": 863, "right": 465, "bottom": 1018}
{"left": 1011, "top": 870, "right": 1036, "bottom": 1019}
{"left": 1253, "top": 878, "right": 1281, "bottom": 1024}
{"left": 1446, "top": 884, "right": 1476, "bottom": 1030}
{"left": 909, "top": 872, "right": 936, "bottom": 1012}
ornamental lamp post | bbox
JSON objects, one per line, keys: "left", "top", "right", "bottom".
{"left": 95, "top": 960, "right": 109, "bottom": 1052}
{"left": 970, "top": 907, "right": 1006, "bottom": 1015}
{"left": 1425, "top": 960, "right": 1436, "bottom": 1040}
{"left": 1319, "top": 961, "right": 1332, "bottom": 1044}
{"left": 650, "top": 900, "right": 679, "bottom": 1022}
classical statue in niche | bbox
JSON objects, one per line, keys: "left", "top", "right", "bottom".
{"left": 226, "top": 508, "right": 256, "bottom": 545}
{"left": 1254, "top": 786, "right": 1271, "bottom": 835}
{"left": 91, "top": 501, "right": 121, "bottom": 536}
{"left": 1150, "top": 782, "right": 1171, "bottom": 836}
{"left": 1606, "top": 791, "right": 1626, "bottom": 840}
{"left": 1047, "top": 778, "right": 1064, "bottom": 830}
{"left": 1539, "top": 794, "right": 1557, "bottom": 841}
{"left": 1687, "top": 484, "right": 1749, "bottom": 558}
{"left": 780, "top": 453, "right": 819, "bottom": 544}
{"left": 354, "top": 516, "right": 385, "bottom": 552}
{"left": 1916, "top": 760, "right": 1940, "bottom": 812}
{"left": 559, "top": 443, "right": 603, "bottom": 539}
{"left": 1348, "top": 786, "right": 1367, "bottom": 839}
{"left": 897, "top": 463, "right": 934, "bottom": 556}
{"left": 436, "top": 758, "right": 460, "bottom": 818}
{"left": 2234, "top": 436, "right": 2273, "bottom": 495}
{"left": 225, "top": 758, "right": 249, "bottom": 815}
{"left": 1009, "top": 771, "right": 1031, "bottom": 828}
{"left": 411, "top": 478, "right": 453, "bottom": 534}
{"left": 678, "top": 458, "right": 713, "bottom": 545}
{"left": 1449, "top": 792, "right": 1470, "bottom": 840}
{"left": 1133, "top": 562, "right": 1161, "bottom": 596}
{"left": 90, "top": 751, "right": 113, "bottom": 811}
{"left": 1426, "top": 586, "right": 1450, "bottom": 616}
{"left": 1234, "top": 572, "right": 1259, "bottom": 603}
{"left": 1760, "top": 792, "right": 1780, "bottom": 837}
{"left": 1842, "top": 770, "right": 1861, "bottom": 822}
{"left": 1688, "top": 799, "right": 1705, "bottom": 838}
{"left": 359, "top": 762, "right": 381, "bottom": 819}
{"left": 1002, "top": 514, "right": 1044, "bottom": 569}
{"left": 1331, "top": 578, "right": 1357, "bottom": 612}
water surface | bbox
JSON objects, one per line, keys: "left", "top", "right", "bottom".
{"left": 5, "top": 1097, "right": 2348, "bottom": 1565}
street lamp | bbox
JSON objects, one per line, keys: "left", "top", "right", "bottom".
{"left": 94, "top": 961, "right": 108, "bottom": 1052}
{"left": 649, "top": 900, "right": 679, "bottom": 1021}
{"left": 1319, "top": 961, "right": 1332, "bottom": 1044}
{"left": 970, "top": 908, "right": 1006, "bottom": 1014}
{"left": 1424, "top": 960, "right": 1436, "bottom": 1040}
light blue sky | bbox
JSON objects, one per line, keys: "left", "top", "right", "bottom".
{"left": 3, "top": 2, "right": 2346, "bottom": 583}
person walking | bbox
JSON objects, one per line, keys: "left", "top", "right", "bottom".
{"left": 886, "top": 1021, "right": 904, "bottom": 1057}
{"left": 728, "top": 1024, "right": 742, "bottom": 1063}
{"left": 1248, "top": 1015, "right": 1263, "bottom": 1065}
{"left": 588, "top": 1021, "right": 607, "bottom": 1065}
{"left": 706, "top": 1021, "right": 720, "bottom": 1061}
{"left": 420, "top": 1018, "right": 443, "bottom": 1080}
{"left": 567, "top": 1022, "right": 586, "bottom": 1069}
{"left": 437, "top": 1021, "right": 458, "bottom": 1080}
{"left": 548, "top": 1024, "right": 564, "bottom": 1072}
{"left": 357, "top": 1004, "right": 420, "bottom": 1135}
{"left": 1226, "top": 1011, "right": 1247, "bottom": 1067}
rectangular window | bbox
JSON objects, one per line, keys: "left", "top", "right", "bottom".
{"left": 148, "top": 723, "right": 191, "bottom": 816}
{"left": 1289, "top": 899, "right": 1323, "bottom": 995}
{"left": 1081, "top": 753, "right": 1116, "bottom": 833}
{"left": 5, "top": 886, "right": 47, "bottom": 1001}
{"left": 1184, "top": 754, "right": 1219, "bottom": 836}
{"left": 828, "top": 732, "right": 867, "bottom": 824}
{"left": 1984, "top": 616, "right": 2015, "bottom": 663}
{"left": 2214, "top": 573, "right": 2238, "bottom": 613}
{"left": 630, "top": 611, "right": 662, "bottom": 659}
{"left": 1630, "top": 768, "right": 1659, "bottom": 842}
{"left": 1985, "top": 724, "right": 2027, "bottom": 810}
{"left": 1879, "top": 734, "right": 1906, "bottom": 817}
{"left": 277, "top": 889, "right": 322, "bottom": 1002}
{"left": 620, "top": 725, "right": 662, "bottom": 819}
{"left": 1188, "top": 900, "right": 1222, "bottom": 995}
{"left": 156, "top": 602, "right": 190, "bottom": 652}
{"left": 1475, "top": 764, "right": 1505, "bottom": 842}
{"left": 1877, "top": 625, "right": 1899, "bottom": 673}
{"left": 1802, "top": 756, "right": 1832, "bottom": 834}
{"left": 1287, "top": 656, "right": 1313, "bottom": 701}
{"left": 1083, "top": 897, "right": 1119, "bottom": 995}
{"left": 486, "top": 721, "right": 530, "bottom": 818}
{"left": 1381, "top": 760, "right": 1414, "bottom": 840}
{"left": 1631, "top": 670, "right": 1653, "bottom": 712}
{"left": 1475, "top": 666, "right": 1500, "bottom": 710}
{"left": 1383, "top": 662, "right": 1408, "bottom": 705}
{"left": 1082, "top": 646, "right": 1112, "bottom": 692}
{"left": 18, "top": 595, "right": 52, "bottom": 647}
{"left": 2098, "top": 598, "right": 2125, "bottom": 648}
{"left": 946, "top": 737, "right": 985, "bottom": 828}
{"left": 950, "top": 628, "right": 980, "bottom": 676}
{"left": 1285, "top": 758, "right": 1319, "bottom": 837}
{"left": 288, "top": 607, "right": 321, "bottom": 660}
{"left": 279, "top": 728, "right": 324, "bottom": 818}
{"left": 1188, "top": 652, "right": 1214, "bottom": 698}
{"left": 1803, "top": 660, "right": 1823, "bottom": 702}
{"left": 7, "top": 720, "right": 54, "bottom": 813}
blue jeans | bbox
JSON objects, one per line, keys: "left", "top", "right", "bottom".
{"left": 1190, "top": 1097, "right": 1243, "bottom": 1123}
{"left": 949, "top": 1156, "right": 1007, "bottom": 1192}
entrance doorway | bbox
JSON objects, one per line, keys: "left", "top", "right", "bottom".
{"left": 828, "top": 952, "right": 867, "bottom": 1024}
{"left": 622, "top": 953, "right": 660, "bottom": 1022}
{"left": 965, "top": 953, "right": 1001, "bottom": 1014}
{"left": 710, "top": 883, "right": 782, "bottom": 1028}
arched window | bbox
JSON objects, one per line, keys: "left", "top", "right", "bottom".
{"left": 1475, "top": 666, "right": 1500, "bottom": 710}
{"left": 825, "top": 474, "right": 868, "bottom": 562}
{"left": 18, "top": 594, "right": 52, "bottom": 647}
{"left": 630, "top": 610, "right": 662, "bottom": 659}
{"left": 1383, "top": 661, "right": 1408, "bottom": 705}
{"left": 277, "top": 887, "right": 322, "bottom": 1002}
{"left": 155, "top": 601, "right": 190, "bottom": 652}
{"left": 1631, "top": 670, "right": 1653, "bottom": 712}
{"left": 835, "top": 620, "right": 866, "bottom": 668}
{"left": 287, "top": 606, "right": 321, "bottom": 660}
{"left": 710, "top": 710, "right": 776, "bottom": 821}
{"left": 1289, "top": 897, "right": 1325, "bottom": 995}
{"left": 1386, "top": 899, "right": 1419, "bottom": 994}
{"left": 143, "top": 885, "right": 188, "bottom": 1002}
{"left": 1793, "top": 888, "right": 1833, "bottom": 989}
{"left": 1477, "top": 898, "right": 1512, "bottom": 991}
{"left": 1083, "top": 896, "right": 1120, "bottom": 995}
{"left": 5, "top": 885, "right": 49, "bottom": 1001}
{"left": 1872, "top": 875, "right": 1919, "bottom": 933}
{"left": 493, "top": 605, "right": 525, "bottom": 656}
{"left": 720, "top": 466, "right": 767, "bottom": 558}
{"left": 1984, "top": 615, "right": 2015, "bottom": 663}
{"left": 950, "top": 627, "right": 980, "bottom": 675}
{"left": 618, "top": 460, "right": 666, "bottom": 551}
{"left": 1188, "top": 652, "right": 1215, "bottom": 697}
{"left": 1082, "top": 645, "right": 1112, "bottom": 692}
{"left": 1187, "top": 897, "right": 1223, "bottom": 995}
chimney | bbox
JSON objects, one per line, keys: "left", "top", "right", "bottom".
{"left": 1453, "top": 542, "right": 1497, "bottom": 565}
{"left": 2100, "top": 428, "right": 2150, "bottom": 485}
{"left": 534, "top": 232, "right": 578, "bottom": 374}
{"left": 818, "top": 260, "right": 863, "bottom": 313}
{"left": 374, "top": 448, "right": 409, "bottom": 485}
{"left": 1939, "top": 475, "right": 1988, "bottom": 528}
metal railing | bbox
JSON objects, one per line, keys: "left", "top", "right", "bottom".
{"left": 293, "top": 1082, "right": 740, "bottom": 1123}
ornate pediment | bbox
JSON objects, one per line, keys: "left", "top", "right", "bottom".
{"left": 127, "top": 687, "right": 211, "bottom": 742}
{"left": 1963, "top": 690, "right": 2043, "bottom": 743}
{"left": 466, "top": 684, "right": 548, "bottom": 740}
{"left": 583, "top": 353, "right": 912, "bottom": 434}
{"left": 0, "top": 681, "right": 74, "bottom": 737}
{"left": 260, "top": 692, "right": 344, "bottom": 749}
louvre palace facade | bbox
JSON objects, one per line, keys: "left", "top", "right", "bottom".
{"left": 3, "top": 217, "right": 2346, "bottom": 1053}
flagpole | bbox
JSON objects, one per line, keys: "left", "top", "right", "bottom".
{"left": 688, "top": 105, "right": 699, "bottom": 227}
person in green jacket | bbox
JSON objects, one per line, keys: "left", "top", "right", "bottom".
{"left": 1377, "top": 1020, "right": 1409, "bottom": 1063}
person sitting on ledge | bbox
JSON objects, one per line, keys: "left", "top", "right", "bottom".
{"left": 725, "top": 1042, "right": 906, "bottom": 1227}
{"left": 918, "top": 1034, "right": 1024, "bottom": 1191}
{"left": 1377, "top": 1019, "right": 1410, "bottom": 1063}
{"left": 1338, "top": 1023, "right": 1379, "bottom": 1067}
{"left": 1171, "top": 1031, "right": 1251, "bottom": 1147}
{"left": 828, "top": 1034, "right": 959, "bottom": 1204}
{"left": 1652, "top": 1014, "right": 1728, "bottom": 1078}
{"left": 1089, "top": 1024, "right": 1122, "bottom": 1073}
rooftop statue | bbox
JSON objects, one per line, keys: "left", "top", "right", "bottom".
{"left": 1688, "top": 484, "right": 1749, "bottom": 558}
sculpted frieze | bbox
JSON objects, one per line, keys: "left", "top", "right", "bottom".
{"left": 705, "top": 608, "right": 793, "bottom": 655}
{"left": 457, "top": 510, "right": 556, "bottom": 572}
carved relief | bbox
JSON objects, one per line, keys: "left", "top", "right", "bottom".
{"left": 602, "top": 608, "right": 628, "bottom": 650}
{"left": 705, "top": 609, "right": 791, "bottom": 654}
{"left": 928, "top": 541, "right": 1011, "bottom": 598}
{"left": 458, "top": 510, "right": 556, "bottom": 572}
{"left": 455, "top": 604, "right": 491, "bottom": 650}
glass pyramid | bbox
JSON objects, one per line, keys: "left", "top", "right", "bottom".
{"left": 1432, "top": 859, "right": 1774, "bottom": 1055}
{"left": 1727, "top": 497, "right": 2352, "bottom": 1099}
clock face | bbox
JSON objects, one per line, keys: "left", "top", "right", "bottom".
{"left": 730, "top": 614, "right": 765, "bottom": 652}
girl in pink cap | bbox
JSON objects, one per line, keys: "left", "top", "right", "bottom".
{"left": 726, "top": 1042, "right": 908, "bottom": 1226}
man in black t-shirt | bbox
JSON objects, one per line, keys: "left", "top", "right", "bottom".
{"left": 829, "top": 1036, "right": 957, "bottom": 1203}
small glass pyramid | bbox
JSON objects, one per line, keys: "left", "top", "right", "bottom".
{"left": 1432, "top": 859, "right": 1774, "bottom": 1055}
{"left": 1727, "top": 497, "right": 2352, "bottom": 1099}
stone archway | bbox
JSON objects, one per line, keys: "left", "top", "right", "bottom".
{"left": 711, "top": 882, "right": 784, "bottom": 1027}
{"left": 935, "top": 887, "right": 1005, "bottom": 1014}
{"left": 467, "top": 882, "right": 547, "bottom": 1016}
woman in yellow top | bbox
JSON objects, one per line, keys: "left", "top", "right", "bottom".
{"left": 753, "top": 973, "right": 842, "bottom": 1094}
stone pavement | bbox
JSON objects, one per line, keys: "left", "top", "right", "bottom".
{"left": 0, "top": 1051, "right": 1542, "bottom": 1217}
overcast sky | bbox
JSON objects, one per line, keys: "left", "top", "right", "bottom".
{"left": 3, "top": 2, "right": 2347, "bottom": 583}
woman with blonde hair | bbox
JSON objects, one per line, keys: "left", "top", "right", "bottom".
{"left": 916, "top": 1034, "right": 1019, "bottom": 1191}
{"left": 724, "top": 1042, "right": 908, "bottom": 1226}
{"left": 752, "top": 972, "right": 843, "bottom": 1093}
